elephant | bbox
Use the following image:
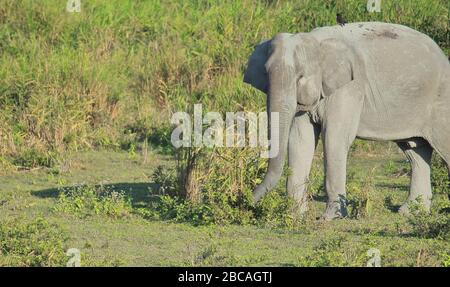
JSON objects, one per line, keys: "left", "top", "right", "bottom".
{"left": 243, "top": 22, "right": 450, "bottom": 220}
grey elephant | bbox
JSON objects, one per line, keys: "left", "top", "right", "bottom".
{"left": 243, "top": 22, "right": 450, "bottom": 220}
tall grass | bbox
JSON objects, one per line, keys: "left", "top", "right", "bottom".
{"left": 0, "top": 0, "right": 448, "bottom": 169}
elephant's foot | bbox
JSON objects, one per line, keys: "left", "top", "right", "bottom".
{"left": 398, "top": 204, "right": 410, "bottom": 216}
{"left": 320, "top": 199, "right": 348, "bottom": 221}
{"left": 290, "top": 196, "right": 308, "bottom": 217}
{"left": 398, "top": 198, "right": 431, "bottom": 216}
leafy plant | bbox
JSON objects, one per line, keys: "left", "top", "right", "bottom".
{"left": 441, "top": 253, "right": 450, "bottom": 267}
{"left": 347, "top": 173, "right": 375, "bottom": 219}
{"left": 296, "top": 235, "right": 367, "bottom": 267}
{"left": 54, "top": 185, "right": 133, "bottom": 218}
{"left": 431, "top": 154, "right": 450, "bottom": 196}
{"left": 407, "top": 201, "right": 450, "bottom": 239}
{"left": 0, "top": 218, "right": 68, "bottom": 267}
{"left": 146, "top": 145, "right": 302, "bottom": 225}
{"left": 152, "top": 165, "right": 179, "bottom": 196}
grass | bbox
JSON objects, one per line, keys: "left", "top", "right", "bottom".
{"left": 0, "top": 0, "right": 449, "bottom": 266}
{"left": 0, "top": 0, "right": 448, "bottom": 169}
{"left": 0, "top": 218, "right": 68, "bottom": 266}
{"left": 0, "top": 147, "right": 449, "bottom": 266}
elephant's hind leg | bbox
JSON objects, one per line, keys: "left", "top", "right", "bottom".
{"left": 396, "top": 139, "right": 433, "bottom": 214}
{"left": 287, "top": 113, "right": 320, "bottom": 215}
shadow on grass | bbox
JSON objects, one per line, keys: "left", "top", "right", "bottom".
{"left": 312, "top": 193, "right": 327, "bottom": 202}
{"left": 31, "top": 182, "right": 159, "bottom": 208}
{"left": 383, "top": 196, "right": 401, "bottom": 213}
{"left": 375, "top": 182, "right": 408, "bottom": 190}
{"left": 344, "top": 226, "right": 417, "bottom": 239}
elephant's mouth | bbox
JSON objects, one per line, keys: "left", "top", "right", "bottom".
{"left": 296, "top": 91, "right": 324, "bottom": 113}
{"left": 296, "top": 99, "right": 320, "bottom": 113}
{"left": 296, "top": 103, "right": 314, "bottom": 112}
{"left": 297, "top": 100, "right": 323, "bottom": 125}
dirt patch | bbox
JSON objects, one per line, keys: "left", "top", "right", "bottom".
{"left": 363, "top": 29, "right": 399, "bottom": 40}
{"left": 380, "top": 30, "right": 399, "bottom": 39}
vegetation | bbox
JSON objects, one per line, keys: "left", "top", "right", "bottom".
{"left": 0, "top": 148, "right": 448, "bottom": 266}
{"left": 407, "top": 200, "right": 450, "bottom": 239}
{"left": 0, "top": 0, "right": 449, "bottom": 266}
{"left": 0, "top": 218, "right": 68, "bottom": 266}
{"left": 0, "top": 0, "right": 448, "bottom": 170}
{"left": 54, "top": 185, "right": 133, "bottom": 219}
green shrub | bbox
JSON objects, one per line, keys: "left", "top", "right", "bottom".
{"left": 157, "top": 195, "right": 214, "bottom": 226}
{"left": 152, "top": 165, "right": 179, "bottom": 196}
{"left": 254, "top": 188, "right": 297, "bottom": 228}
{"left": 11, "top": 148, "right": 57, "bottom": 169}
{"left": 148, "top": 147, "right": 258, "bottom": 225}
{"left": 54, "top": 185, "right": 133, "bottom": 218}
{"left": 441, "top": 253, "right": 450, "bottom": 267}
{"left": 147, "top": 146, "right": 300, "bottom": 225}
{"left": 198, "top": 148, "right": 262, "bottom": 225}
{"left": 296, "top": 236, "right": 367, "bottom": 267}
{"left": 431, "top": 154, "right": 449, "bottom": 196}
{"left": 407, "top": 201, "right": 450, "bottom": 239}
{"left": 347, "top": 175, "right": 375, "bottom": 219}
{"left": 0, "top": 218, "right": 68, "bottom": 267}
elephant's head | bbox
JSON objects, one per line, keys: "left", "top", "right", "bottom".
{"left": 244, "top": 33, "right": 350, "bottom": 202}
{"left": 244, "top": 34, "right": 323, "bottom": 110}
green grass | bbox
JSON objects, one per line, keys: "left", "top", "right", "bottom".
{"left": 0, "top": 148, "right": 448, "bottom": 266}
{"left": 0, "top": 0, "right": 449, "bottom": 266}
{"left": 0, "top": 0, "right": 448, "bottom": 169}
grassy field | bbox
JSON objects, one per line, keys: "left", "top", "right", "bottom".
{"left": 0, "top": 146, "right": 449, "bottom": 266}
{"left": 0, "top": 0, "right": 449, "bottom": 266}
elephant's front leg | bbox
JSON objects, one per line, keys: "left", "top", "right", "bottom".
{"left": 287, "top": 112, "right": 320, "bottom": 215}
{"left": 321, "top": 81, "right": 364, "bottom": 220}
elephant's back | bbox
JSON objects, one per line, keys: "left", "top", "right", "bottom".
{"left": 311, "top": 22, "right": 444, "bottom": 57}
{"left": 313, "top": 23, "right": 448, "bottom": 141}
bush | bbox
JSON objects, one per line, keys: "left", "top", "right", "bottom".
{"left": 442, "top": 253, "right": 450, "bottom": 267}
{"left": 296, "top": 236, "right": 367, "bottom": 267}
{"left": 346, "top": 174, "right": 375, "bottom": 219}
{"left": 407, "top": 201, "right": 450, "bottom": 239}
{"left": 431, "top": 154, "right": 449, "bottom": 196}
{"left": 152, "top": 165, "right": 179, "bottom": 196}
{"left": 0, "top": 218, "right": 68, "bottom": 267}
{"left": 147, "top": 146, "right": 302, "bottom": 225}
{"left": 156, "top": 195, "right": 215, "bottom": 226}
{"left": 254, "top": 188, "right": 296, "bottom": 228}
{"left": 54, "top": 185, "right": 133, "bottom": 218}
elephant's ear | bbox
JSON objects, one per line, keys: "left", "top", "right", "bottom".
{"left": 319, "top": 38, "right": 354, "bottom": 96}
{"left": 243, "top": 40, "right": 271, "bottom": 93}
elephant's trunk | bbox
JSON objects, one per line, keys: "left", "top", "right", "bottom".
{"left": 253, "top": 64, "right": 297, "bottom": 203}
